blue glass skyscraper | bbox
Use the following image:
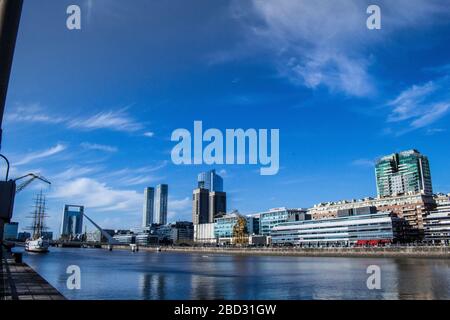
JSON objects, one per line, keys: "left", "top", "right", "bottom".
{"left": 197, "top": 170, "right": 223, "bottom": 192}
{"left": 154, "top": 184, "right": 168, "bottom": 225}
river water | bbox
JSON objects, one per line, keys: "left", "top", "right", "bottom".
{"left": 17, "top": 247, "right": 450, "bottom": 300}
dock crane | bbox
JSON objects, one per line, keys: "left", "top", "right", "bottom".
{"left": 1, "top": 153, "right": 51, "bottom": 225}
{"left": 14, "top": 173, "right": 51, "bottom": 194}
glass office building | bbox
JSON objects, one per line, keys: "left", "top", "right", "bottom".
{"left": 258, "top": 208, "right": 309, "bottom": 236}
{"left": 60, "top": 205, "right": 84, "bottom": 237}
{"left": 271, "top": 212, "right": 405, "bottom": 246}
{"left": 197, "top": 169, "right": 223, "bottom": 192}
{"left": 214, "top": 213, "right": 257, "bottom": 239}
{"left": 424, "top": 200, "right": 450, "bottom": 244}
{"left": 142, "top": 187, "right": 155, "bottom": 227}
{"left": 154, "top": 184, "right": 168, "bottom": 225}
{"left": 375, "top": 150, "right": 432, "bottom": 197}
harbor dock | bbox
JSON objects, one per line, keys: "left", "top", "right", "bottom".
{"left": 0, "top": 247, "right": 65, "bottom": 300}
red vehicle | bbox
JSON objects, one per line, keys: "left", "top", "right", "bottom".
{"left": 355, "top": 239, "right": 392, "bottom": 247}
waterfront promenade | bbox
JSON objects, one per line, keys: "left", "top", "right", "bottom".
{"left": 106, "top": 245, "right": 450, "bottom": 258}
{"left": 0, "top": 247, "right": 65, "bottom": 300}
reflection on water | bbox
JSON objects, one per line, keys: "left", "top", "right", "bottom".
{"left": 393, "top": 258, "right": 450, "bottom": 300}
{"left": 18, "top": 247, "right": 450, "bottom": 300}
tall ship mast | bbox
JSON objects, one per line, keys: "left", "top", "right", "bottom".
{"left": 25, "top": 190, "right": 50, "bottom": 253}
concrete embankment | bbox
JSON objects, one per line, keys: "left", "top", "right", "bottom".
{"left": 104, "top": 245, "right": 450, "bottom": 258}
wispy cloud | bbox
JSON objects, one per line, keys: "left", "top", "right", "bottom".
{"left": 386, "top": 75, "right": 450, "bottom": 133}
{"left": 52, "top": 165, "right": 101, "bottom": 180}
{"left": 68, "top": 109, "right": 143, "bottom": 132}
{"left": 6, "top": 104, "right": 145, "bottom": 134}
{"left": 225, "top": 0, "right": 450, "bottom": 97}
{"left": 98, "top": 162, "right": 168, "bottom": 187}
{"left": 426, "top": 128, "right": 446, "bottom": 135}
{"left": 14, "top": 144, "right": 67, "bottom": 166}
{"left": 351, "top": 158, "right": 375, "bottom": 168}
{"left": 4, "top": 103, "right": 66, "bottom": 125}
{"left": 81, "top": 142, "right": 118, "bottom": 153}
{"left": 143, "top": 132, "right": 155, "bottom": 138}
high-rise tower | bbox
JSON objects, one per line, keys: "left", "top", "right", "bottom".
{"left": 154, "top": 184, "right": 168, "bottom": 225}
{"left": 142, "top": 187, "right": 155, "bottom": 227}
{"left": 197, "top": 169, "right": 223, "bottom": 192}
{"left": 375, "top": 150, "right": 432, "bottom": 197}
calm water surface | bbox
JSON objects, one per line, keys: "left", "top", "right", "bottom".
{"left": 17, "top": 247, "right": 450, "bottom": 300}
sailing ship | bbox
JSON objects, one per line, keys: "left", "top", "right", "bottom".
{"left": 25, "top": 191, "right": 50, "bottom": 253}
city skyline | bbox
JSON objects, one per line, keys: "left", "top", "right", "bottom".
{"left": 3, "top": 0, "right": 450, "bottom": 235}
{"left": 10, "top": 147, "right": 449, "bottom": 237}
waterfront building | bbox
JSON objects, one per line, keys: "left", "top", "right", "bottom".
{"left": 198, "top": 169, "right": 223, "bottom": 192}
{"left": 17, "top": 232, "right": 31, "bottom": 242}
{"left": 3, "top": 222, "right": 18, "bottom": 240}
{"left": 86, "top": 229, "right": 115, "bottom": 243}
{"left": 113, "top": 231, "right": 135, "bottom": 244}
{"left": 194, "top": 223, "right": 216, "bottom": 243}
{"left": 170, "top": 221, "right": 194, "bottom": 243}
{"left": 271, "top": 212, "right": 406, "bottom": 246}
{"left": 157, "top": 224, "right": 173, "bottom": 243}
{"left": 41, "top": 232, "right": 53, "bottom": 241}
{"left": 375, "top": 150, "right": 432, "bottom": 197}
{"left": 214, "top": 212, "right": 258, "bottom": 244}
{"left": 209, "top": 191, "right": 227, "bottom": 221}
{"left": 134, "top": 225, "right": 160, "bottom": 245}
{"left": 248, "top": 235, "right": 268, "bottom": 246}
{"left": 135, "top": 222, "right": 194, "bottom": 245}
{"left": 86, "top": 231, "right": 100, "bottom": 242}
{"left": 434, "top": 193, "right": 450, "bottom": 205}
{"left": 142, "top": 187, "right": 155, "bottom": 227}
{"left": 257, "top": 208, "right": 309, "bottom": 236}
{"left": 135, "top": 233, "right": 159, "bottom": 246}
{"left": 154, "top": 184, "right": 168, "bottom": 225}
{"left": 60, "top": 205, "right": 84, "bottom": 238}
{"left": 424, "top": 200, "right": 450, "bottom": 245}
{"left": 192, "top": 188, "right": 210, "bottom": 224}
{"left": 308, "top": 194, "right": 435, "bottom": 240}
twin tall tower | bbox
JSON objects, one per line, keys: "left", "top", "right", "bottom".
{"left": 142, "top": 184, "right": 168, "bottom": 227}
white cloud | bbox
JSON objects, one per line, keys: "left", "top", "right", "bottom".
{"left": 14, "top": 144, "right": 67, "bottom": 166}
{"left": 168, "top": 197, "right": 191, "bottom": 222}
{"left": 50, "top": 177, "right": 142, "bottom": 214}
{"left": 143, "top": 132, "right": 155, "bottom": 138}
{"left": 68, "top": 109, "right": 143, "bottom": 132}
{"left": 4, "top": 103, "right": 66, "bottom": 125}
{"left": 49, "top": 176, "right": 192, "bottom": 226}
{"left": 97, "top": 162, "right": 168, "bottom": 187}
{"left": 117, "top": 175, "right": 160, "bottom": 186}
{"left": 410, "top": 103, "right": 450, "bottom": 129}
{"left": 387, "top": 75, "right": 450, "bottom": 132}
{"left": 351, "top": 158, "right": 375, "bottom": 167}
{"left": 81, "top": 142, "right": 118, "bottom": 153}
{"left": 52, "top": 166, "right": 101, "bottom": 180}
{"left": 387, "top": 82, "right": 437, "bottom": 122}
{"left": 227, "top": 0, "right": 450, "bottom": 97}
{"left": 6, "top": 104, "right": 147, "bottom": 134}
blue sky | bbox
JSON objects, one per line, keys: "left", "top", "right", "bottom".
{"left": 3, "top": 0, "right": 450, "bottom": 235}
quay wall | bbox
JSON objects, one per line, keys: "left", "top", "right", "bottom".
{"left": 103, "top": 245, "right": 450, "bottom": 258}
